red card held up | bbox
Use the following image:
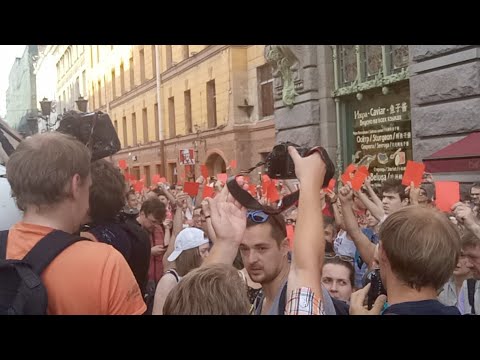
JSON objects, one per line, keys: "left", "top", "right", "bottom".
{"left": 134, "top": 181, "right": 144, "bottom": 193}
{"left": 152, "top": 174, "right": 161, "bottom": 184}
{"left": 435, "top": 181, "right": 459, "bottom": 212}
{"left": 402, "top": 161, "right": 425, "bottom": 188}
{"left": 357, "top": 166, "right": 369, "bottom": 176}
{"left": 323, "top": 178, "right": 336, "bottom": 192}
{"left": 217, "top": 173, "right": 228, "bottom": 184}
{"left": 230, "top": 159, "right": 237, "bottom": 169}
{"left": 202, "top": 185, "right": 215, "bottom": 199}
{"left": 158, "top": 177, "right": 167, "bottom": 184}
{"left": 118, "top": 159, "right": 127, "bottom": 170}
{"left": 183, "top": 182, "right": 200, "bottom": 197}
{"left": 341, "top": 163, "right": 357, "bottom": 184}
{"left": 267, "top": 181, "right": 280, "bottom": 203}
{"left": 201, "top": 164, "right": 209, "bottom": 179}
{"left": 351, "top": 171, "right": 369, "bottom": 191}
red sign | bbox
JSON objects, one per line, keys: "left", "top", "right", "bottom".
{"left": 402, "top": 161, "right": 425, "bottom": 188}
{"left": 183, "top": 182, "right": 200, "bottom": 197}
{"left": 118, "top": 159, "right": 127, "bottom": 170}
{"left": 435, "top": 182, "right": 460, "bottom": 212}
{"left": 179, "top": 148, "right": 195, "bottom": 165}
{"left": 202, "top": 186, "right": 215, "bottom": 199}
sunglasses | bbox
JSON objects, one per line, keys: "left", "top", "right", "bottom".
{"left": 247, "top": 210, "right": 269, "bottom": 223}
{"left": 324, "top": 253, "right": 354, "bottom": 263}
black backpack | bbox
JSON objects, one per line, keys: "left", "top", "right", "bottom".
{"left": 0, "top": 230, "right": 86, "bottom": 315}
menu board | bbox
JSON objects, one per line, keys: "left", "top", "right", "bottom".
{"left": 352, "top": 90, "right": 412, "bottom": 183}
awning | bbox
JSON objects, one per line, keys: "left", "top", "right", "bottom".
{"left": 423, "top": 131, "right": 480, "bottom": 173}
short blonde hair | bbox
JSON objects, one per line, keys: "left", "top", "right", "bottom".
{"left": 163, "top": 264, "right": 250, "bottom": 315}
{"left": 380, "top": 205, "right": 460, "bottom": 291}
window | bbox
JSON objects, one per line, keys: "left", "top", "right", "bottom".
{"left": 140, "top": 49, "right": 145, "bottom": 83}
{"left": 82, "top": 71, "right": 86, "bottom": 99}
{"left": 258, "top": 64, "right": 274, "bottom": 117}
{"left": 206, "top": 80, "right": 217, "bottom": 128}
{"left": 144, "top": 166, "right": 151, "bottom": 187}
{"left": 114, "top": 119, "right": 118, "bottom": 133}
{"left": 166, "top": 45, "right": 173, "bottom": 69}
{"left": 156, "top": 164, "right": 161, "bottom": 177}
{"left": 129, "top": 56, "right": 134, "bottom": 90}
{"left": 339, "top": 45, "right": 357, "bottom": 85}
{"left": 154, "top": 103, "right": 159, "bottom": 141}
{"left": 120, "top": 62, "right": 125, "bottom": 94}
{"left": 132, "top": 112, "right": 137, "bottom": 146}
{"left": 362, "top": 45, "right": 382, "bottom": 80}
{"left": 142, "top": 108, "right": 148, "bottom": 142}
{"left": 132, "top": 166, "right": 140, "bottom": 180}
{"left": 111, "top": 69, "right": 116, "bottom": 98}
{"left": 168, "top": 96, "right": 176, "bottom": 138}
{"left": 91, "top": 84, "right": 96, "bottom": 109}
{"left": 168, "top": 163, "right": 176, "bottom": 184}
{"left": 390, "top": 45, "right": 409, "bottom": 73}
{"left": 152, "top": 45, "right": 157, "bottom": 78}
{"left": 97, "top": 80, "right": 102, "bottom": 106}
{"left": 184, "top": 90, "right": 192, "bottom": 134}
{"left": 182, "top": 45, "right": 189, "bottom": 60}
{"left": 122, "top": 116, "right": 127, "bottom": 146}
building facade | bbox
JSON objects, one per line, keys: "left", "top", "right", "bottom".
{"left": 5, "top": 45, "right": 39, "bottom": 135}
{"left": 99, "top": 45, "right": 276, "bottom": 186}
{"left": 273, "top": 45, "right": 479, "bottom": 187}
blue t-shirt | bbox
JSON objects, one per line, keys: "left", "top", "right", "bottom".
{"left": 382, "top": 300, "right": 461, "bottom": 315}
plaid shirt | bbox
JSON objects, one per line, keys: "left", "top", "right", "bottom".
{"left": 285, "top": 287, "right": 325, "bottom": 315}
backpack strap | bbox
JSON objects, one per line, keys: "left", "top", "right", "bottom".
{"left": 467, "top": 278, "right": 476, "bottom": 315}
{"left": 22, "top": 230, "right": 87, "bottom": 275}
{"left": 278, "top": 282, "right": 288, "bottom": 315}
{"left": 0, "top": 230, "right": 8, "bottom": 260}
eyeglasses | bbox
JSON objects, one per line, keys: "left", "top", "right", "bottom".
{"left": 324, "top": 253, "right": 354, "bottom": 263}
{"left": 247, "top": 210, "right": 269, "bottom": 223}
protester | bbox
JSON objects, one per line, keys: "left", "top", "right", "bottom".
{"left": 3, "top": 132, "right": 146, "bottom": 314}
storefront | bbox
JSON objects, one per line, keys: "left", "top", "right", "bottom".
{"left": 332, "top": 45, "right": 411, "bottom": 183}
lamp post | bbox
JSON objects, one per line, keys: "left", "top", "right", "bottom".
{"left": 76, "top": 96, "right": 88, "bottom": 112}
{"left": 38, "top": 97, "right": 53, "bottom": 133}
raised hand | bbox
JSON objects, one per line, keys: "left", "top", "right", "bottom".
{"left": 288, "top": 146, "right": 326, "bottom": 187}
{"left": 338, "top": 184, "right": 354, "bottom": 204}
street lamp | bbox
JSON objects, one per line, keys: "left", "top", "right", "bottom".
{"left": 76, "top": 96, "right": 88, "bottom": 112}
{"left": 39, "top": 97, "right": 52, "bottom": 116}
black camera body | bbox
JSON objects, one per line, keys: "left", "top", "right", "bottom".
{"left": 56, "top": 110, "right": 121, "bottom": 162}
{"left": 264, "top": 142, "right": 309, "bottom": 179}
{"left": 364, "top": 268, "right": 387, "bottom": 310}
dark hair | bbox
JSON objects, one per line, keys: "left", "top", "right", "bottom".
{"left": 126, "top": 190, "right": 136, "bottom": 200}
{"left": 381, "top": 178, "right": 407, "bottom": 201}
{"left": 140, "top": 197, "right": 166, "bottom": 222}
{"left": 323, "top": 257, "right": 355, "bottom": 288}
{"left": 461, "top": 231, "right": 480, "bottom": 249}
{"left": 246, "top": 213, "right": 287, "bottom": 246}
{"left": 323, "top": 215, "right": 335, "bottom": 228}
{"left": 471, "top": 183, "right": 480, "bottom": 190}
{"left": 89, "top": 159, "right": 126, "bottom": 223}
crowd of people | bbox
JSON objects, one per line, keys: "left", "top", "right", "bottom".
{"left": 1, "top": 131, "right": 480, "bottom": 315}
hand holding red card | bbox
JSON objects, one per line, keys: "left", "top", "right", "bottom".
{"left": 402, "top": 161, "right": 425, "bottom": 188}
{"left": 435, "top": 182, "right": 460, "bottom": 212}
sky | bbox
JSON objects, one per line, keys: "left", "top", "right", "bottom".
{"left": 0, "top": 45, "right": 27, "bottom": 118}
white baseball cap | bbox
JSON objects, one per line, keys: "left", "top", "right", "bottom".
{"left": 167, "top": 227, "right": 209, "bottom": 262}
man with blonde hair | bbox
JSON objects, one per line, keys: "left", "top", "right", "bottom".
{"left": 1, "top": 132, "right": 146, "bottom": 315}
{"left": 350, "top": 205, "right": 462, "bottom": 315}
{"left": 163, "top": 263, "right": 250, "bottom": 315}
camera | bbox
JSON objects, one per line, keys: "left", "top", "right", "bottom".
{"left": 264, "top": 142, "right": 310, "bottom": 180}
{"left": 363, "top": 268, "right": 387, "bottom": 310}
{"left": 56, "top": 110, "right": 121, "bottom": 162}
{"left": 263, "top": 142, "right": 335, "bottom": 188}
